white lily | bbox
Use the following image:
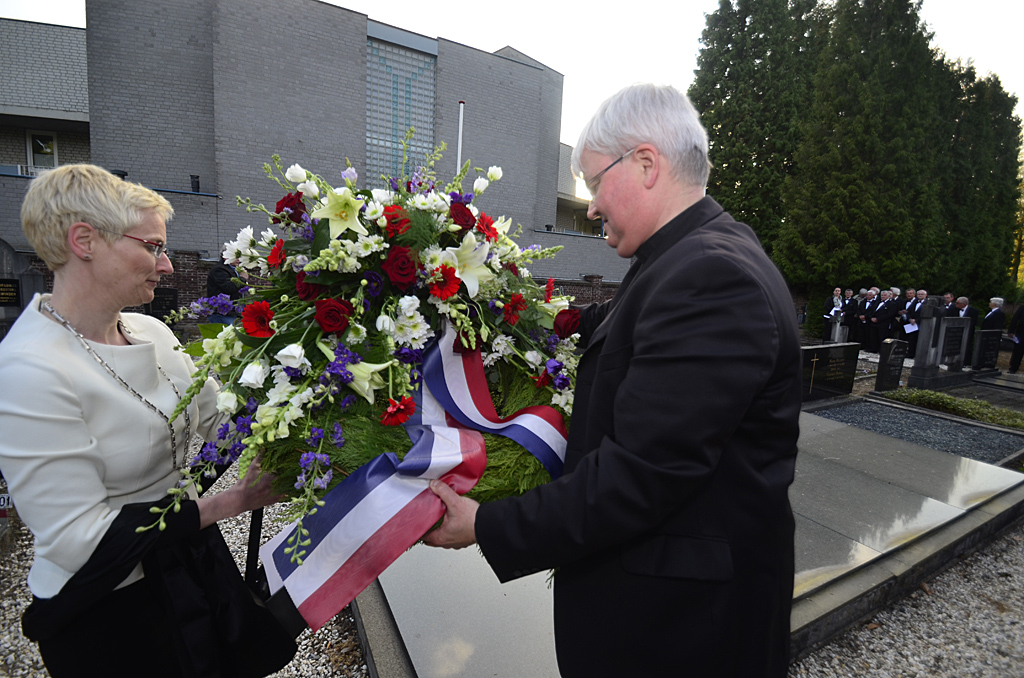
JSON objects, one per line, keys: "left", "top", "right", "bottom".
{"left": 445, "top": 232, "right": 495, "bottom": 298}
{"left": 347, "top": 360, "right": 392, "bottom": 403}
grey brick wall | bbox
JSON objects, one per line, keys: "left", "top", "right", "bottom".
{"left": 558, "top": 143, "right": 576, "bottom": 195}
{"left": 211, "top": 0, "right": 368, "bottom": 252}
{"left": 58, "top": 131, "right": 91, "bottom": 164}
{"left": 0, "top": 19, "right": 88, "bottom": 115}
{"left": 0, "top": 175, "right": 33, "bottom": 251}
{"left": 86, "top": 0, "right": 216, "bottom": 196}
{"left": 433, "top": 40, "right": 561, "bottom": 234}
{"left": 0, "top": 127, "right": 24, "bottom": 166}
{"left": 516, "top": 229, "right": 631, "bottom": 282}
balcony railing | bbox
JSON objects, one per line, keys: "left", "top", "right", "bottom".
{"left": 0, "top": 164, "right": 55, "bottom": 176}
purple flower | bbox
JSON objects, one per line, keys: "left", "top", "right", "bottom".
{"left": 283, "top": 366, "right": 304, "bottom": 380}
{"left": 364, "top": 271, "right": 384, "bottom": 297}
{"left": 488, "top": 299, "right": 502, "bottom": 315}
{"left": 394, "top": 347, "right": 423, "bottom": 365}
{"left": 217, "top": 422, "right": 231, "bottom": 441}
{"left": 545, "top": 359, "right": 563, "bottom": 375}
{"left": 553, "top": 373, "right": 571, "bottom": 390}
{"left": 338, "top": 395, "right": 357, "bottom": 411}
{"left": 306, "top": 427, "right": 324, "bottom": 447}
{"left": 235, "top": 414, "right": 253, "bottom": 436}
{"left": 341, "top": 167, "right": 358, "bottom": 182}
{"left": 330, "top": 422, "right": 345, "bottom": 447}
{"left": 245, "top": 397, "right": 258, "bottom": 413}
{"left": 294, "top": 472, "right": 307, "bottom": 490}
{"left": 389, "top": 177, "right": 401, "bottom": 192}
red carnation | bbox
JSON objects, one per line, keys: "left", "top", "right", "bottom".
{"left": 273, "top": 192, "right": 306, "bottom": 224}
{"left": 380, "top": 396, "right": 416, "bottom": 426}
{"left": 314, "top": 298, "right": 354, "bottom": 334}
{"left": 383, "top": 205, "right": 411, "bottom": 238}
{"left": 381, "top": 245, "right": 419, "bottom": 291}
{"left": 502, "top": 261, "right": 519, "bottom": 277}
{"left": 553, "top": 308, "right": 581, "bottom": 339}
{"left": 545, "top": 278, "right": 554, "bottom": 303}
{"left": 241, "top": 301, "right": 275, "bottom": 338}
{"left": 531, "top": 371, "right": 551, "bottom": 388}
{"left": 295, "top": 271, "right": 322, "bottom": 301}
{"left": 429, "top": 264, "right": 460, "bottom": 300}
{"left": 476, "top": 212, "right": 498, "bottom": 242}
{"left": 267, "top": 239, "right": 286, "bottom": 270}
{"left": 449, "top": 202, "right": 475, "bottom": 230}
{"left": 503, "top": 292, "right": 528, "bottom": 326}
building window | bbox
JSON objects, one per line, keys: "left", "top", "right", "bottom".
{"left": 365, "top": 39, "right": 436, "bottom": 189}
{"left": 26, "top": 132, "right": 58, "bottom": 174}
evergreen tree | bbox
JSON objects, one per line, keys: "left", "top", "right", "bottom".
{"left": 776, "top": 0, "right": 945, "bottom": 292}
{"left": 688, "top": 0, "right": 823, "bottom": 257}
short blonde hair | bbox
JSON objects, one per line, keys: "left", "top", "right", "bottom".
{"left": 20, "top": 164, "right": 173, "bottom": 270}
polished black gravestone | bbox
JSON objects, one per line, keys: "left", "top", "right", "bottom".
{"left": 874, "top": 338, "right": 907, "bottom": 392}
{"left": 0, "top": 237, "right": 46, "bottom": 341}
{"left": 801, "top": 343, "right": 859, "bottom": 401}
{"left": 145, "top": 287, "right": 179, "bottom": 321}
{"left": 973, "top": 329, "right": 1001, "bottom": 371}
{"left": 940, "top": 320, "right": 968, "bottom": 371}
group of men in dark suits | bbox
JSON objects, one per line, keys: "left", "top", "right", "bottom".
{"left": 833, "top": 288, "right": 1010, "bottom": 367}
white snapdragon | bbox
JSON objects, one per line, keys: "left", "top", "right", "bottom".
{"left": 487, "top": 166, "right": 503, "bottom": 181}
{"left": 285, "top": 164, "right": 306, "bottom": 182}
{"left": 296, "top": 180, "right": 319, "bottom": 198}
{"left": 473, "top": 177, "right": 489, "bottom": 194}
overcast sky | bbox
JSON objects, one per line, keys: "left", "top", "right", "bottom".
{"left": 1, "top": 0, "right": 1021, "bottom": 147}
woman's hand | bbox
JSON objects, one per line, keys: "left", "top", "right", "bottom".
{"left": 197, "top": 456, "right": 286, "bottom": 529}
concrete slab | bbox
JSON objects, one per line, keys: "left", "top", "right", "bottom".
{"left": 353, "top": 411, "right": 1024, "bottom": 676}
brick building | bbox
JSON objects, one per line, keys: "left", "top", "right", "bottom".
{"left": 0, "top": 2, "right": 625, "bottom": 324}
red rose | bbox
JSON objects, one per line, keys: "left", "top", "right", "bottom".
{"left": 380, "top": 396, "right": 416, "bottom": 426}
{"left": 502, "top": 261, "right": 519, "bottom": 277}
{"left": 383, "top": 205, "right": 411, "bottom": 238}
{"left": 381, "top": 245, "right": 419, "bottom": 291}
{"left": 553, "top": 308, "right": 581, "bottom": 339}
{"left": 273, "top": 192, "right": 306, "bottom": 224}
{"left": 267, "top": 239, "right": 286, "bottom": 269}
{"left": 315, "top": 298, "right": 354, "bottom": 334}
{"left": 295, "top": 271, "right": 322, "bottom": 301}
{"left": 449, "top": 202, "right": 475, "bottom": 230}
{"left": 476, "top": 212, "right": 498, "bottom": 242}
{"left": 241, "top": 301, "right": 275, "bottom": 338}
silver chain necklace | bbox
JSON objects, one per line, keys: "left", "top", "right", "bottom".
{"left": 43, "top": 301, "right": 191, "bottom": 468}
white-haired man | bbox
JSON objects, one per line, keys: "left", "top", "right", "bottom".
{"left": 982, "top": 297, "right": 1006, "bottom": 331}
{"left": 424, "top": 83, "right": 800, "bottom": 677}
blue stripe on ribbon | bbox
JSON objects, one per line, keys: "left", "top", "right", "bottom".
{"left": 422, "top": 339, "right": 564, "bottom": 479}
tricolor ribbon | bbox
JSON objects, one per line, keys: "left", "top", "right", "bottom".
{"left": 260, "top": 323, "right": 568, "bottom": 631}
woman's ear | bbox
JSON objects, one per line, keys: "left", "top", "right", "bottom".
{"left": 67, "top": 222, "right": 97, "bottom": 261}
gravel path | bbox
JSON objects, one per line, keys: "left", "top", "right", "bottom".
{"left": 813, "top": 400, "right": 1024, "bottom": 464}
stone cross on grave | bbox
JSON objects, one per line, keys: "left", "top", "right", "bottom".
{"left": 808, "top": 354, "right": 820, "bottom": 394}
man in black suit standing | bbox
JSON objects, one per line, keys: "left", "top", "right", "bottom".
{"left": 858, "top": 288, "right": 878, "bottom": 349}
{"left": 955, "top": 296, "right": 980, "bottom": 366}
{"left": 870, "top": 289, "right": 899, "bottom": 352}
{"left": 904, "top": 289, "right": 927, "bottom": 358}
{"left": 944, "top": 292, "right": 958, "bottom": 316}
{"left": 842, "top": 288, "right": 858, "bottom": 342}
{"left": 1008, "top": 304, "right": 1024, "bottom": 374}
{"left": 982, "top": 297, "right": 1006, "bottom": 331}
{"left": 424, "top": 83, "right": 801, "bottom": 678}
{"left": 206, "top": 261, "right": 246, "bottom": 323}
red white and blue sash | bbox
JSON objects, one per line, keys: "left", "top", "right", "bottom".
{"left": 260, "top": 323, "right": 567, "bottom": 631}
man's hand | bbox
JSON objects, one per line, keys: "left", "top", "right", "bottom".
{"left": 422, "top": 480, "right": 479, "bottom": 549}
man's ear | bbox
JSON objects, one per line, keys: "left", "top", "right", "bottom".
{"left": 633, "top": 144, "right": 660, "bottom": 189}
{"left": 67, "top": 222, "right": 98, "bottom": 261}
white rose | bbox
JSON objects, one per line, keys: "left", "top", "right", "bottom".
{"left": 487, "top": 166, "right": 502, "bottom": 181}
{"left": 239, "top": 362, "right": 267, "bottom": 388}
{"left": 473, "top": 177, "right": 489, "bottom": 194}
{"left": 275, "top": 343, "right": 306, "bottom": 369}
{"left": 296, "top": 180, "right": 319, "bottom": 198}
{"left": 524, "top": 350, "right": 543, "bottom": 368}
{"left": 216, "top": 390, "right": 238, "bottom": 414}
{"left": 285, "top": 164, "right": 306, "bottom": 182}
{"left": 399, "top": 295, "right": 420, "bottom": 317}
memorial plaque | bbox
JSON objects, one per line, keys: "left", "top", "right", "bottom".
{"left": 941, "top": 324, "right": 963, "bottom": 363}
{"left": 875, "top": 338, "right": 907, "bottom": 392}
{"left": 0, "top": 278, "right": 20, "bottom": 308}
{"left": 974, "top": 329, "right": 1001, "bottom": 370}
{"left": 801, "top": 343, "right": 860, "bottom": 401}
{"left": 145, "top": 287, "right": 179, "bottom": 320}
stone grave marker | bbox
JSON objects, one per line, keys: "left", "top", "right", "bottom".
{"left": 801, "top": 343, "right": 860, "bottom": 401}
{"left": 146, "top": 287, "right": 179, "bottom": 321}
{"left": 875, "top": 338, "right": 908, "bottom": 392}
{"left": 973, "top": 329, "right": 1002, "bottom": 370}
{"left": 938, "top": 317, "right": 971, "bottom": 372}
{"left": 0, "top": 237, "right": 46, "bottom": 341}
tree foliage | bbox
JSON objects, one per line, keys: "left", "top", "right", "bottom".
{"left": 691, "top": 0, "right": 1023, "bottom": 302}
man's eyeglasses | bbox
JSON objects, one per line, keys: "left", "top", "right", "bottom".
{"left": 585, "top": 147, "right": 636, "bottom": 194}
{"left": 93, "top": 226, "right": 168, "bottom": 259}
